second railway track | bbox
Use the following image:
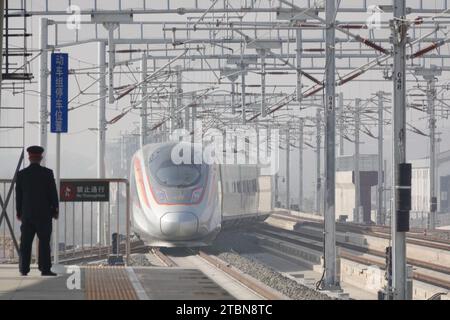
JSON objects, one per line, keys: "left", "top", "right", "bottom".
{"left": 249, "top": 223, "right": 450, "bottom": 292}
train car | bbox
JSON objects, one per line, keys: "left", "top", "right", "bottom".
{"left": 220, "top": 162, "right": 271, "bottom": 228}
{"left": 130, "top": 141, "right": 272, "bottom": 247}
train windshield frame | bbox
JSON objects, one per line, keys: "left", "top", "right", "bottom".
{"left": 151, "top": 160, "right": 202, "bottom": 188}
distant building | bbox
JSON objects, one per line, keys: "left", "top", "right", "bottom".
{"left": 336, "top": 155, "right": 379, "bottom": 224}
{"left": 411, "top": 149, "right": 450, "bottom": 214}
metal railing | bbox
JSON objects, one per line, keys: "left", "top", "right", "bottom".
{"left": 0, "top": 178, "right": 19, "bottom": 263}
{"left": 0, "top": 178, "right": 130, "bottom": 265}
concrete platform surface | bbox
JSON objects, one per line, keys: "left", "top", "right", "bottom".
{"left": 0, "top": 265, "right": 85, "bottom": 300}
{"left": 0, "top": 264, "right": 236, "bottom": 300}
{"left": 132, "top": 267, "right": 235, "bottom": 300}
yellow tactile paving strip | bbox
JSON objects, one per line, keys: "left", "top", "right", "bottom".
{"left": 85, "top": 266, "right": 138, "bottom": 300}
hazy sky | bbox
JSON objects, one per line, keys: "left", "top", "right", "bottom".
{"left": 1, "top": 0, "right": 450, "bottom": 200}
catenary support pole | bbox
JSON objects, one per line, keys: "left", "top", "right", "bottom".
{"left": 184, "top": 107, "right": 190, "bottom": 132}
{"left": 323, "top": 0, "right": 338, "bottom": 289}
{"left": 377, "top": 92, "right": 385, "bottom": 225}
{"left": 258, "top": 49, "right": 267, "bottom": 118}
{"left": 298, "top": 119, "right": 304, "bottom": 211}
{"left": 0, "top": 0, "right": 4, "bottom": 86}
{"left": 39, "top": 18, "right": 49, "bottom": 161}
{"left": 231, "top": 81, "right": 236, "bottom": 114}
{"left": 391, "top": 0, "right": 409, "bottom": 300}
{"left": 428, "top": 78, "right": 437, "bottom": 230}
{"left": 286, "top": 127, "right": 290, "bottom": 212}
{"left": 296, "top": 29, "right": 302, "bottom": 102}
{"left": 107, "top": 24, "right": 117, "bottom": 104}
{"left": 241, "top": 63, "right": 246, "bottom": 124}
{"left": 97, "top": 41, "right": 107, "bottom": 244}
{"left": 339, "top": 92, "right": 345, "bottom": 156}
{"left": 191, "top": 99, "right": 197, "bottom": 144}
{"left": 176, "top": 65, "right": 183, "bottom": 130}
{"left": 275, "top": 127, "right": 280, "bottom": 208}
{"left": 316, "top": 108, "right": 321, "bottom": 215}
{"left": 140, "top": 53, "right": 148, "bottom": 147}
{"left": 354, "top": 98, "right": 361, "bottom": 223}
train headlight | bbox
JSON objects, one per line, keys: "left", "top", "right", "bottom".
{"left": 191, "top": 187, "right": 203, "bottom": 203}
{"left": 154, "top": 189, "right": 168, "bottom": 202}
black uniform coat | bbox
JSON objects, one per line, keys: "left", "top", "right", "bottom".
{"left": 15, "top": 163, "right": 59, "bottom": 222}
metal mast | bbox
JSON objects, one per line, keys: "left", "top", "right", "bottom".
{"left": 39, "top": 18, "right": 49, "bottom": 158}
{"left": 414, "top": 65, "right": 441, "bottom": 230}
{"left": 296, "top": 29, "right": 302, "bottom": 102}
{"left": 97, "top": 41, "right": 107, "bottom": 244}
{"left": 339, "top": 92, "right": 345, "bottom": 156}
{"left": 286, "top": 126, "right": 290, "bottom": 212}
{"left": 377, "top": 92, "right": 385, "bottom": 225}
{"left": 354, "top": 98, "right": 361, "bottom": 223}
{"left": 323, "top": 0, "right": 338, "bottom": 288}
{"left": 298, "top": 119, "right": 304, "bottom": 211}
{"left": 176, "top": 65, "right": 183, "bottom": 130}
{"left": 427, "top": 76, "right": 437, "bottom": 230}
{"left": 0, "top": 0, "right": 4, "bottom": 85}
{"left": 316, "top": 108, "right": 321, "bottom": 215}
{"left": 140, "top": 53, "right": 148, "bottom": 147}
{"left": 391, "top": 0, "right": 409, "bottom": 300}
{"left": 259, "top": 49, "right": 267, "bottom": 118}
{"left": 241, "top": 62, "right": 246, "bottom": 124}
{"left": 98, "top": 41, "right": 106, "bottom": 179}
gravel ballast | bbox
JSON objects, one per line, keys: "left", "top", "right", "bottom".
{"left": 209, "top": 230, "right": 333, "bottom": 300}
{"left": 128, "top": 253, "right": 153, "bottom": 266}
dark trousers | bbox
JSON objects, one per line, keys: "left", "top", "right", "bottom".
{"left": 19, "top": 220, "right": 52, "bottom": 274}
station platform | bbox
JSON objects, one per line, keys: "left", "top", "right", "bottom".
{"left": 0, "top": 264, "right": 234, "bottom": 300}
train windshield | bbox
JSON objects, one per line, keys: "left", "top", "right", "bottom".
{"left": 154, "top": 161, "right": 202, "bottom": 188}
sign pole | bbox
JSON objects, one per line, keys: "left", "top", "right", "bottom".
{"left": 50, "top": 52, "right": 68, "bottom": 272}
{"left": 54, "top": 133, "right": 61, "bottom": 267}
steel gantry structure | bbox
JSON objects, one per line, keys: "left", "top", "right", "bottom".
{"left": 4, "top": 0, "right": 450, "bottom": 300}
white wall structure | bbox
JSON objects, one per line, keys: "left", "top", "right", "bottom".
{"left": 336, "top": 155, "right": 378, "bottom": 223}
{"left": 411, "top": 149, "right": 450, "bottom": 218}
{"left": 411, "top": 158, "right": 431, "bottom": 213}
{"left": 336, "top": 171, "right": 356, "bottom": 221}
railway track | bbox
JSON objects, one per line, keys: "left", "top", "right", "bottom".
{"left": 271, "top": 212, "right": 450, "bottom": 251}
{"left": 155, "top": 247, "right": 288, "bottom": 300}
{"left": 250, "top": 224, "right": 450, "bottom": 292}
{"left": 150, "top": 247, "right": 177, "bottom": 267}
{"left": 197, "top": 250, "right": 288, "bottom": 300}
{"left": 258, "top": 224, "right": 450, "bottom": 275}
{"left": 58, "top": 240, "right": 147, "bottom": 265}
{"left": 60, "top": 241, "right": 287, "bottom": 299}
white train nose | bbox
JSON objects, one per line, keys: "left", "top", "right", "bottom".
{"left": 160, "top": 212, "right": 199, "bottom": 238}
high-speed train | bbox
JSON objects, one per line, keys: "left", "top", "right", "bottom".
{"left": 130, "top": 141, "right": 272, "bottom": 247}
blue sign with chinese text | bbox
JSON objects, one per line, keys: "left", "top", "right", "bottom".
{"left": 51, "top": 53, "right": 69, "bottom": 133}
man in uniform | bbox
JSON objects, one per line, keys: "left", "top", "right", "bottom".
{"left": 15, "top": 146, "right": 59, "bottom": 276}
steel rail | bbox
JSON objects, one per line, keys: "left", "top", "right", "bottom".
{"left": 197, "top": 250, "right": 289, "bottom": 300}
{"left": 252, "top": 225, "right": 450, "bottom": 291}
